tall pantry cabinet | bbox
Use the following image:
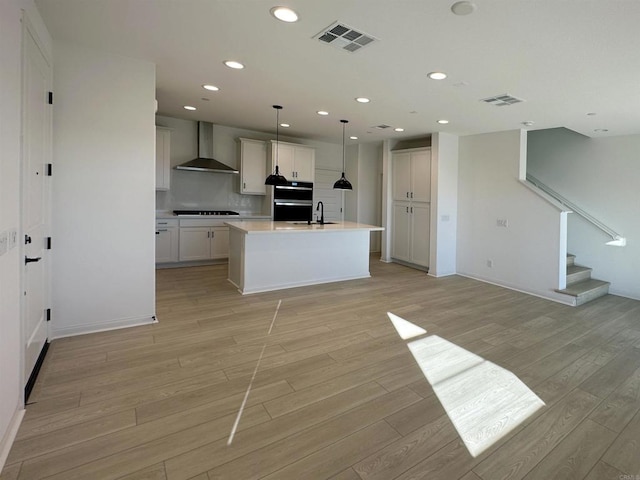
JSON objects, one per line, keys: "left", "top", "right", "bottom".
{"left": 391, "top": 148, "right": 431, "bottom": 268}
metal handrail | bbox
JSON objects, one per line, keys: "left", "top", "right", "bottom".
{"left": 526, "top": 174, "right": 626, "bottom": 246}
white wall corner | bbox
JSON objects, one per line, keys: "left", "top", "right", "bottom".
{"left": 380, "top": 140, "right": 392, "bottom": 262}
{"left": 0, "top": 407, "right": 25, "bottom": 472}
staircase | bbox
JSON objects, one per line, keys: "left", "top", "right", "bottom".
{"left": 556, "top": 254, "right": 610, "bottom": 306}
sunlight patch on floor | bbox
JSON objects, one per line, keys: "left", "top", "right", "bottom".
{"left": 386, "top": 312, "right": 545, "bottom": 458}
{"left": 387, "top": 312, "right": 427, "bottom": 340}
{"left": 407, "top": 335, "right": 545, "bottom": 457}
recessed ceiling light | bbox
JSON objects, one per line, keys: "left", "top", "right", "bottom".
{"left": 355, "top": 97, "right": 370, "bottom": 103}
{"left": 437, "top": 119, "right": 449, "bottom": 124}
{"left": 350, "top": 136, "right": 358, "bottom": 140}
{"left": 280, "top": 123, "right": 290, "bottom": 128}
{"left": 428, "top": 72, "right": 447, "bottom": 80}
{"left": 224, "top": 60, "right": 244, "bottom": 69}
{"left": 451, "top": 1, "right": 477, "bottom": 15}
{"left": 594, "top": 128, "right": 609, "bottom": 132}
{"left": 317, "top": 111, "right": 329, "bottom": 116}
{"left": 183, "top": 105, "right": 196, "bottom": 111}
{"left": 394, "top": 127, "right": 404, "bottom": 132}
{"left": 203, "top": 84, "right": 219, "bottom": 91}
{"left": 587, "top": 112, "right": 597, "bottom": 116}
{"left": 270, "top": 6, "right": 299, "bottom": 23}
{"left": 521, "top": 121, "right": 534, "bottom": 127}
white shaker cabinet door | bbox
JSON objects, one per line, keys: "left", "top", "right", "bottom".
{"left": 156, "top": 127, "right": 171, "bottom": 191}
{"left": 179, "top": 227, "right": 212, "bottom": 261}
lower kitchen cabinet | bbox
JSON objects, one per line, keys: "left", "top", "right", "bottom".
{"left": 179, "top": 226, "right": 229, "bottom": 261}
{"left": 155, "top": 219, "right": 179, "bottom": 263}
{"left": 391, "top": 201, "right": 430, "bottom": 268}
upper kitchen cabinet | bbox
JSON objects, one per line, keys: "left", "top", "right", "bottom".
{"left": 269, "top": 141, "right": 315, "bottom": 182}
{"left": 392, "top": 148, "right": 431, "bottom": 202}
{"left": 155, "top": 126, "right": 171, "bottom": 191}
{"left": 238, "top": 137, "right": 267, "bottom": 195}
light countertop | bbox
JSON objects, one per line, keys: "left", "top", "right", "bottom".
{"left": 225, "top": 220, "right": 384, "bottom": 234}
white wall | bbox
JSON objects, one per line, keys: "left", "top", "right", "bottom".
{"left": 51, "top": 41, "right": 156, "bottom": 338}
{"left": 429, "top": 132, "right": 458, "bottom": 277}
{"left": 0, "top": 0, "right": 51, "bottom": 469}
{"left": 528, "top": 127, "right": 640, "bottom": 300}
{"left": 457, "top": 130, "right": 570, "bottom": 303}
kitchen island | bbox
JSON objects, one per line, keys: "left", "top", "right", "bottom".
{"left": 225, "top": 220, "right": 384, "bottom": 294}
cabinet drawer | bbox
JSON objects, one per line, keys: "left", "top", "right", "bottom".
{"left": 180, "top": 219, "right": 227, "bottom": 227}
{"left": 156, "top": 218, "right": 179, "bottom": 228}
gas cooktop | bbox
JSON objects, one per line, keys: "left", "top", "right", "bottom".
{"left": 173, "top": 210, "right": 240, "bottom": 216}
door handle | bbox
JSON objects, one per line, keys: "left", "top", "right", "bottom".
{"left": 25, "top": 256, "right": 42, "bottom": 264}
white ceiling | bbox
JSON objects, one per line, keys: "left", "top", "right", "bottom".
{"left": 35, "top": 0, "right": 640, "bottom": 143}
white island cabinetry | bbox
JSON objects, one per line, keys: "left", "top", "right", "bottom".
{"left": 226, "top": 220, "right": 384, "bottom": 294}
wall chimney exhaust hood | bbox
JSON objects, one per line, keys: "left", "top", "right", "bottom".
{"left": 175, "top": 122, "right": 239, "bottom": 174}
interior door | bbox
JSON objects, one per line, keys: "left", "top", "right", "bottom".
{"left": 22, "top": 18, "right": 52, "bottom": 389}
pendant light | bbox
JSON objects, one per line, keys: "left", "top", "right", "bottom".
{"left": 333, "top": 119, "right": 353, "bottom": 190}
{"left": 265, "top": 105, "right": 288, "bottom": 186}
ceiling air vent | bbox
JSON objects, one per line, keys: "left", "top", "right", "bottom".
{"left": 481, "top": 94, "right": 525, "bottom": 106}
{"left": 314, "top": 22, "right": 377, "bottom": 53}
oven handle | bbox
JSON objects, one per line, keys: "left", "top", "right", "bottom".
{"left": 274, "top": 186, "right": 312, "bottom": 191}
{"left": 274, "top": 201, "right": 313, "bottom": 206}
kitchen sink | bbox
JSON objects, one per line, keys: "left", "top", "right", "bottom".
{"left": 287, "top": 221, "right": 338, "bottom": 225}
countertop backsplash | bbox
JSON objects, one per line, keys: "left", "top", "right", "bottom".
{"left": 155, "top": 170, "right": 263, "bottom": 214}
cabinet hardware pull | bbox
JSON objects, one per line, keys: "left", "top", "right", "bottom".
{"left": 158, "top": 222, "right": 168, "bottom": 225}
{"left": 406, "top": 206, "right": 409, "bottom": 213}
{"left": 25, "top": 256, "right": 42, "bottom": 264}
{"left": 411, "top": 192, "right": 413, "bottom": 198}
{"left": 157, "top": 229, "right": 168, "bottom": 232}
{"left": 411, "top": 207, "right": 413, "bottom": 213}
{"left": 406, "top": 192, "right": 409, "bottom": 198}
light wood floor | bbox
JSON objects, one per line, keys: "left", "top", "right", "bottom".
{"left": 3, "top": 259, "right": 640, "bottom": 480}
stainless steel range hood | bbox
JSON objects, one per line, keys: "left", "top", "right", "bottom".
{"left": 175, "top": 122, "right": 239, "bottom": 174}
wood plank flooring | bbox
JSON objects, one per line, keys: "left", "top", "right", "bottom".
{"left": 2, "top": 258, "right": 640, "bottom": 479}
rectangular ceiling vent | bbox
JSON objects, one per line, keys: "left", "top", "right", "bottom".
{"left": 481, "top": 94, "right": 525, "bottom": 107}
{"left": 314, "top": 22, "right": 377, "bottom": 53}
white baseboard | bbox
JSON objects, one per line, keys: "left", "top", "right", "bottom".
{"left": 0, "top": 407, "right": 25, "bottom": 472}
{"left": 50, "top": 314, "right": 156, "bottom": 340}
{"left": 456, "top": 271, "right": 575, "bottom": 306}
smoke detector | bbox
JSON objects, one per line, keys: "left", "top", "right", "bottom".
{"left": 314, "top": 22, "right": 377, "bottom": 53}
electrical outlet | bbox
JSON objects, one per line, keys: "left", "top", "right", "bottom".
{"left": 0, "top": 231, "right": 8, "bottom": 257}
{"left": 487, "top": 259, "right": 493, "bottom": 268}
{"left": 8, "top": 229, "right": 17, "bottom": 250}
{"left": 497, "top": 218, "right": 508, "bottom": 227}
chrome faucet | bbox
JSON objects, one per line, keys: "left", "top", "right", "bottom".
{"left": 316, "top": 201, "right": 324, "bottom": 225}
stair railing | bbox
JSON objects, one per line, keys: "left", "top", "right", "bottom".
{"left": 526, "top": 174, "right": 626, "bottom": 247}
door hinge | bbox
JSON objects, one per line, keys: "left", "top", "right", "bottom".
{"left": 46, "top": 164, "right": 52, "bottom": 176}
{"left": 48, "top": 91, "right": 53, "bottom": 105}
{"left": 46, "top": 237, "right": 52, "bottom": 250}
{"left": 46, "top": 308, "right": 51, "bottom": 322}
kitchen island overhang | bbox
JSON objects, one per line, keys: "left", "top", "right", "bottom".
{"left": 225, "top": 220, "right": 384, "bottom": 295}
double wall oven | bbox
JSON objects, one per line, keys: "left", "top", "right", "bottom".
{"left": 273, "top": 181, "right": 313, "bottom": 222}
